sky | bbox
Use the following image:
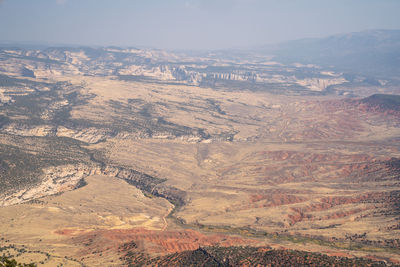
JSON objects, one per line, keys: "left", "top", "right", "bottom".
{"left": 0, "top": 0, "right": 399, "bottom": 50}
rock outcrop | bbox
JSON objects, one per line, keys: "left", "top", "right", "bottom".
{"left": 0, "top": 164, "right": 185, "bottom": 208}
{"left": 2, "top": 124, "right": 112, "bottom": 144}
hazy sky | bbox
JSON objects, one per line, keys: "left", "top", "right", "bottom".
{"left": 1, "top": 0, "right": 399, "bottom": 49}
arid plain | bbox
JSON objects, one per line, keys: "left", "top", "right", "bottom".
{"left": 0, "top": 42, "right": 400, "bottom": 266}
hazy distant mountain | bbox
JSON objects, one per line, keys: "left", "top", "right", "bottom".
{"left": 261, "top": 29, "right": 400, "bottom": 77}
{"left": 2, "top": 29, "right": 399, "bottom": 78}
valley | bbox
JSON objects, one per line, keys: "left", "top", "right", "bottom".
{"left": 0, "top": 32, "right": 400, "bottom": 266}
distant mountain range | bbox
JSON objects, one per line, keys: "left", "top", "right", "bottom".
{"left": 259, "top": 29, "right": 400, "bottom": 77}
{"left": 0, "top": 29, "right": 399, "bottom": 95}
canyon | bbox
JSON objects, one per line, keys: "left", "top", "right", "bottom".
{"left": 1, "top": 31, "right": 400, "bottom": 266}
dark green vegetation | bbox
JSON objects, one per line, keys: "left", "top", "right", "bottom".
{"left": 0, "top": 72, "right": 189, "bottom": 205}
{"left": 0, "top": 256, "right": 35, "bottom": 267}
{"left": 96, "top": 163, "right": 187, "bottom": 208}
{"left": 122, "top": 246, "right": 391, "bottom": 267}
{"left": 0, "top": 79, "right": 87, "bottom": 128}
{"left": 168, "top": 220, "right": 400, "bottom": 255}
{"left": 0, "top": 71, "right": 203, "bottom": 195}
{"left": 0, "top": 71, "right": 206, "bottom": 139}
{"left": 0, "top": 132, "right": 186, "bottom": 210}
{"left": 0, "top": 134, "right": 93, "bottom": 194}
{"left": 0, "top": 72, "right": 90, "bottom": 131}
{"left": 107, "top": 99, "right": 202, "bottom": 138}
{"left": 0, "top": 74, "right": 46, "bottom": 88}
{"left": 0, "top": 244, "right": 84, "bottom": 266}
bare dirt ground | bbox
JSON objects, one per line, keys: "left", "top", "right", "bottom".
{"left": 0, "top": 175, "right": 172, "bottom": 266}
{"left": 1, "top": 73, "right": 400, "bottom": 265}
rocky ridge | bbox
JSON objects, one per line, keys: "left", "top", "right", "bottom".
{"left": 0, "top": 163, "right": 185, "bottom": 208}
{"left": 0, "top": 47, "right": 352, "bottom": 93}
{"left": 2, "top": 124, "right": 112, "bottom": 144}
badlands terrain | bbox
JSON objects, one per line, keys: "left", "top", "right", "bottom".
{"left": 1, "top": 30, "right": 400, "bottom": 266}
